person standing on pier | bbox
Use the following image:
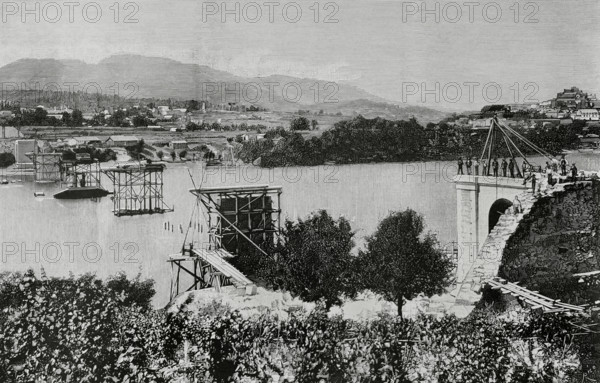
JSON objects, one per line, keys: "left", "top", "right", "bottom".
{"left": 508, "top": 158, "right": 515, "bottom": 178}
{"left": 457, "top": 157, "right": 464, "bottom": 175}
{"left": 560, "top": 155, "right": 568, "bottom": 176}
{"left": 482, "top": 159, "right": 488, "bottom": 176}
{"left": 466, "top": 157, "right": 472, "bottom": 175}
{"left": 545, "top": 162, "right": 553, "bottom": 184}
{"left": 492, "top": 158, "right": 499, "bottom": 177}
{"left": 501, "top": 158, "right": 508, "bottom": 177}
{"left": 521, "top": 160, "right": 528, "bottom": 178}
{"left": 524, "top": 171, "right": 537, "bottom": 192}
{"left": 473, "top": 158, "right": 479, "bottom": 176}
{"left": 571, "top": 163, "right": 578, "bottom": 182}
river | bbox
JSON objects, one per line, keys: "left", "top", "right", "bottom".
{"left": 1, "top": 154, "right": 598, "bottom": 307}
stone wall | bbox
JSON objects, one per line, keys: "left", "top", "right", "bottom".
{"left": 499, "top": 180, "right": 600, "bottom": 304}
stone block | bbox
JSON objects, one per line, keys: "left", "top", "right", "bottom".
{"left": 245, "top": 284, "right": 258, "bottom": 296}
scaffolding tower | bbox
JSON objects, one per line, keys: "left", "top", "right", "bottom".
{"left": 103, "top": 163, "right": 173, "bottom": 216}
{"left": 60, "top": 158, "right": 103, "bottom": 188}
{"left": 27, "top": 152, "right": 62, "bottom": 183}
{"left": 192, "top": 184, "right": 283, "bottom": 254}
{"left": 167, "top": 184, "right": 282, "bottom": 301}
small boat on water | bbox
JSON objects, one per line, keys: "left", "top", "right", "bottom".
{"left": 578, "top": 148, "right": 594, "bottom": 153}
{"left": 206, "top": 159, "right": 223, "bottom": 167}
{"left": 1, "top": 179, "right": 9, "bottom": 185}
{"left": 54, "top": 186, "right": 110, "bottom": 199}
{"left": 33, "top": 191, "right": 45, "bottom": 197}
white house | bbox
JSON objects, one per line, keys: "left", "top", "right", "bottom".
{"left": 169, "top": 140, "right": 188, "bottom": 150}
{"left": 573, "top": 109, "right": 599, "bottom": 121}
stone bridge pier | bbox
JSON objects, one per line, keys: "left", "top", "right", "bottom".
{"left": 454, "top": 175, "right": 529, "bottom": 280}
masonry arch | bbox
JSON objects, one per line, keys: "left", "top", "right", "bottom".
{"left": 488, "top": 198, "right": 512, "bottom": 232}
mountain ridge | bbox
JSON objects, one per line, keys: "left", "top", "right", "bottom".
{"left": 0, "top": 54, "right": 449, "bottom": 122}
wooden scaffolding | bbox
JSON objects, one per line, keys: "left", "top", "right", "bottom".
{"left": 103, "top": 163, "right": 173, "bottom": 216}
{"left": 191, "top": 184, "right": 283, "bottom": 253}
{"left": 60, "top": 158, "right": 103, "bottom": 188}
{"left": 167, "top": 184, "right": 282, "bottom": 301}
{"left": 28, "top": 152, "right": 62, "bottom": 183}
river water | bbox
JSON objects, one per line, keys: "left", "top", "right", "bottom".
{"left": 1, "top": 154, "right": 598, "bottom": 306}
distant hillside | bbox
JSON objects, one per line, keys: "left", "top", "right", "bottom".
{"left": 0, "top": 54, "right": 447, "bottom": 121}
{"left": 306, "top": 99, "right": 450, "bottom": 124}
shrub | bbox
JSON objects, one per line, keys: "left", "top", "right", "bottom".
{"left": 0, "top": 152, "right": 15, "bottom": 168}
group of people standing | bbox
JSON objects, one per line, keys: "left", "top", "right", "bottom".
{"left": 544, "top": 155, "right": 578, "bottom": 184}
{"left": 457, "top": 154, "right": 580, "bottom": 194}
{"left": 457, "top": 157, "right": 524, "bottom": 178}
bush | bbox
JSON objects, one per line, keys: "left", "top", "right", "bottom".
{"left": 106, "top": 271, "right": 156, "bottom": 311}
{"left": 161, "top": 304, "right": 584, "bottom": 383}
{"left": 0, "top": 271, "right": 166, "bottom": 382}
{"left": 0, "top": 152, "right": 15, "bottom": 168}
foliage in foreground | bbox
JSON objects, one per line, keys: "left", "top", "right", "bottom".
{"left": 0, "top": 271, "right": 594, "bottom": 382}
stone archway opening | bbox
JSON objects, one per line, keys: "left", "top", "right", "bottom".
{"left": 489, "top": 198, "right": 513, "bottom": 232}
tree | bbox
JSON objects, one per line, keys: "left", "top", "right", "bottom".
{"left": 311, "top": 119, "right": 318, "bottom": 130}
{"left": 157, "top": 150, "right": 164, "bottom": 160}
{"left": 0, "top": 152, "right": 15, "bottom": 168}
{"left": 132, "top": 115, "right": 150, "bottom": 127}
{"left": 356, "top": 209, "right": 453, "bottom": 318}
{"left": 71, "top": 109, "right": 84, "bottom": 126}
{"left": 264, "top": 210, "right": 357, "bottom": 308}
{"left": 290, "top": 116, "right": 310, "bottom": 131}
{"left": 179, "top": 150, "right": 187, "bottom": 160}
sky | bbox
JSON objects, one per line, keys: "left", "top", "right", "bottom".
{"left": 0, "top": 0, "right": 598, "bottom": 111}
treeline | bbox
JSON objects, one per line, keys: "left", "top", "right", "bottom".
{"left": 238, "top": 116, "right": 582, "bottom": 167}
{"left": 0, "top": 90, "right": 135, "bottom": 112}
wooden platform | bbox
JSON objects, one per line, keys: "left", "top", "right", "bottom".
{"left": 486, "top": 277, "right": 588, "bottom": 314}
{"left": 167, "top": 247, "right": 255, "bottom": 299}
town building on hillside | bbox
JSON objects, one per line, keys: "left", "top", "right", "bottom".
{"left": 573, "top": 109, "right": 599, "bottom": 121}
{"left": 579, "top": 134, "right": 600, "bottom": 149}
{"left": 105, "top": 136, "right": 139, "bottom": 147}
{"left": 169, "top": 140, "right": 188, "bottom": 150}
{"left": 470, "top": 117, "right": 510, "bottom": 130}
{"left": 544, "top": 109, "right": 568, "bottom": 119}
{"left": 157, "top": 106, "right": 170, "bottom": 116}
{"left": 506, "top": 103, "right": 534, "bottom": 112}
{"left": 551, "top": 86, "right": 597, "bottom": 110}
